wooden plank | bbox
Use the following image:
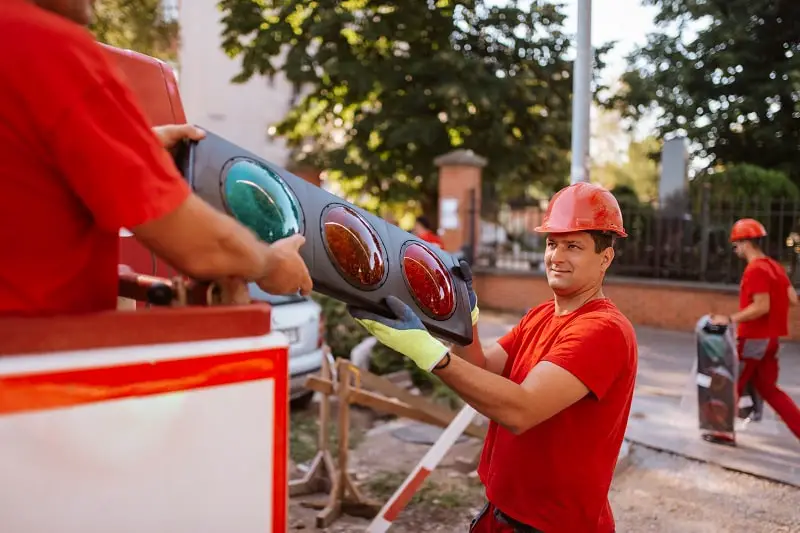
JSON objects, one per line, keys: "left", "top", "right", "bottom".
{"left": 305, "top": 377, "right": 454, "bottom": 430}
{"left": 357, "top": 370, "right": 487, "bottom": 439}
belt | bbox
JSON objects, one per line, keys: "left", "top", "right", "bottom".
{"left": 494, "top": 507, "right": 545, "bottom": 533}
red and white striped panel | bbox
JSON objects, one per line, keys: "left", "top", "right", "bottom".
{"left": 0, "top": 306, "right": 288, "bottom": 533}
{"left": 367, "top": 404, "right": 478, "bottom": 533}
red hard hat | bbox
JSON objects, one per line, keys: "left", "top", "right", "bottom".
{"left": 535, "top": 182, "right": 628, "bottom": 237}
{"left": 730, "top": 218, "right": 767, "bottom": 242}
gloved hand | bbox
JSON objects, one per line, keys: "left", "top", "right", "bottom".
{"left": 349, "top": 296, "right": 449, "bottom": 371}
{"left": 458, "top": 260, "right": 480, "bottom": 326}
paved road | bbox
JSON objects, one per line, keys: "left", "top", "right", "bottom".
{"left": 479, "top": 312, "right": 800, "bottom": 486}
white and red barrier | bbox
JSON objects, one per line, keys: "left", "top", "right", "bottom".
{"left": 0, "top": 305, "right": 288, "bottom": 533}
{"left": 366, "top": 404, "right": 478, "bottom": 532}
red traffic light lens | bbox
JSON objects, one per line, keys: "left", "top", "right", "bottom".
{"left": 222, "top": 158, "right": 304, "bottom": 243}
{"left": 401, "top": 242, "right": 455, "bottom": 320}
{"left": 322, "top": 205, "right": 387, "bottom": 290}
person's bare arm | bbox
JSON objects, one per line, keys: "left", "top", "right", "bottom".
{"left": 132, "top": 194, "right": 312, "bottom": 295}
{"left": 731, "top": 292, "right": 770, "bottom": 323}
{"left": 435, "top": 319, "right": 628, "bottom": 435}
{"left": 133, "top": 193, "right": 266, "bottom": 280}
{"left": 134, "top": 125, "right": 272, "bottom": 281}
{"left": 788, "top": 285, "right": 798, "bottom": 307}
{"left": 434, "top": 356, "right": 589, "bottom": 434}
{"left": 450, "top": 324, "right": 509, "bottom": 374}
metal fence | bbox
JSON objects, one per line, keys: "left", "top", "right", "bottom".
{"left": 475, "top": 191, "right": 800, "bottom": 287}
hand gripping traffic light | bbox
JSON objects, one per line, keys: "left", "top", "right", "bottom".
{"left": 173, "top": 131, "right": 474, "bottom": 346}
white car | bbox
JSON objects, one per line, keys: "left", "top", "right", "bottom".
{"left": 248, "top": 284, "right": 324, "bottom": 406}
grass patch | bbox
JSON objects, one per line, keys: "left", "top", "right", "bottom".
{"left": 289, "top": 409, "right": 366, "bottom": 465}
{"left": 362, "top": 470, "right": 482, "bottom": 510}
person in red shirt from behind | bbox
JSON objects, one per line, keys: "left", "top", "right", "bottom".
{"left": 710, "top": 218, "right": 800, "bottom": 440}
{"left": 413, "top": 215, "right": 445, "bottom": 249}
{"left": 0, "top": 0, "right": 312, "bottom": 317}
{"left": 351, "top": 183, "right": 638, "bottom": 532}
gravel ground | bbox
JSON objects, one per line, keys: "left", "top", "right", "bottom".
{"left": 291, "top": 444, "right": 800, "bottom": 532}
{"left": 288, "top": 402, "right": 800, "bottom": 533}
{"left": 611, "top": 446, "right": 800, "bottom": 533}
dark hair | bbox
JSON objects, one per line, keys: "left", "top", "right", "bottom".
{"left": 587, "top": 231, "right": 616, "bottom": 253}
{"left": 416, "top": 215, "right": 433, "bottom": 230}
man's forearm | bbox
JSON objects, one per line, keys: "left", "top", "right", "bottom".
{"left": 134, "top": 194, "right": 269, "bottom": 281}
{"left": 449, "top": 324, "right": 487, "bottom": 368}
{"left": 196, "top": 214, "right": 269, "bottom": 280}
{"left": 731, "top": 302, "right": 768, "bottom": 323}
{"left": 434, "top": 354, "right": 532, "bottom": 434}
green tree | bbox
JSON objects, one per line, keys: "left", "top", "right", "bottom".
{"left": 592, "top": 136, "right": 661, "bottom": 202}
{"left": 90, "top": 0, "right": 179, "bottom": 63}
{"left": 610, "top": 0, "right": 800, "bottom": 183}
{"left": 218, "top": 0, "right": 611, "bottom": 221}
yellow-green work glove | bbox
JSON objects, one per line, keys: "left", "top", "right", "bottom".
{"left": 349, "top": 296, "right": 449, "bottom": 371}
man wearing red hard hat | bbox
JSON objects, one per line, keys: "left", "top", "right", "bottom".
{"left": 351, "top": 182, "right": 638, "bottom": 532}
{"left": 710, "top": 218, "right": 800, "bottom": 440}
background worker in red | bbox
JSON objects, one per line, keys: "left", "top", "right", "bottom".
{"left": 710, "top": 218, "right": 800, "bottom": 440}
{"left": 413, "top": 215, "right": 445, "bottom": 249}
{"left": 0, "top": 0, "right": 313, "bottom": 317}
{"left": 351, "top": 182, "right": 638, "bottom": 533}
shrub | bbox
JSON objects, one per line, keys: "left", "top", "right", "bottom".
{"left": 692, "top": 163, "right": 799, "bottom": 199}
{"left": 312, "top": 292, "right": 370, "bottom": 359}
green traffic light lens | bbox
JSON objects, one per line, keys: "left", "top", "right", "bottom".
{"left": 221, "top": 158, "right": 304, "bottom": 243}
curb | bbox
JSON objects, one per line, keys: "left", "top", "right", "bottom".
{"left": 624, "top": 437, "right": 800, "bottom": 489}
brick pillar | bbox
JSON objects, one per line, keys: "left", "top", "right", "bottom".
{"left": 434, "top": 149, "right": 486, "bottom": 256}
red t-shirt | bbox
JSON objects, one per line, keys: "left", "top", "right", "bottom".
{"left": 0, "top": 2, "right": 190, "bottom": 316}
{"left": 738, "top": 257, "right": 791, "bottom": 339}
{"left": 477, "top": 298, "right": 638, "bottom": 533}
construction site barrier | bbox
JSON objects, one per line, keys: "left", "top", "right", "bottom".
{"left": 366, "top": 404, "right": 479, "bottom": 532}
{"left": 0, "top": 304, "right": 289, "bottom": 533}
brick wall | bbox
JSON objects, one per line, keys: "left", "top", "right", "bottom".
{"left": 474, "top": 269, "right": 800, "bottom": 341}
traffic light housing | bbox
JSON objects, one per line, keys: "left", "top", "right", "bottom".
{"left": 175, "top": 130, "right": 473, "bottom": 346}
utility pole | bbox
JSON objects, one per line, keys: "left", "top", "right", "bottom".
{"left": 570, "top": 0, "right": 592, "bottom": 184}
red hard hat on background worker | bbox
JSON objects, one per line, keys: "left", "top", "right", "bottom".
{"left": 535, "top": 182, "right": 628, "bottom": 237}
{"left": 729, "top": 218, "right": 767, "bottom": 242}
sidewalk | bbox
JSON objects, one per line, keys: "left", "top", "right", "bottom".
{"left": 478, "top": 312, "right": 800, "bottom": 487}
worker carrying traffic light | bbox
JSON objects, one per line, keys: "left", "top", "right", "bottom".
{"left": 352, "top": 182, "right": 638, "bottom": 533}
{"left": 709, "top": 218, "right": 800, "bottom": 440}
{"left": 0, "top": 0, "right": 313, "bottom": 317}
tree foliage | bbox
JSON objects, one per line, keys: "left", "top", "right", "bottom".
{"left": 610, "top": 0, "right": 800, "bottom": 183}
{"left": 90, "top": 0, "right": 179, "bottom": 63}
{"left": 692, "top": 163, "right": 798, "bottom": 199}
{"left": 593, "top": 136, "right": 661, "bottom": 202}
{"left": 218, "top": 0, "right": 611, "bottom": 219}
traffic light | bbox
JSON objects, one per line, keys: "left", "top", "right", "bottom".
{"left": 174, "top": 130, "right": 473, "bottom": 346}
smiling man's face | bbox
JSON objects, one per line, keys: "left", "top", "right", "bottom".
{"left": 544, "top": 231, "right": 614, "bottom": 296}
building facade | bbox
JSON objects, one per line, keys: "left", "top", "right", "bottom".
{"left": 177, "top": 0, "right": 295, "bottom": 166}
